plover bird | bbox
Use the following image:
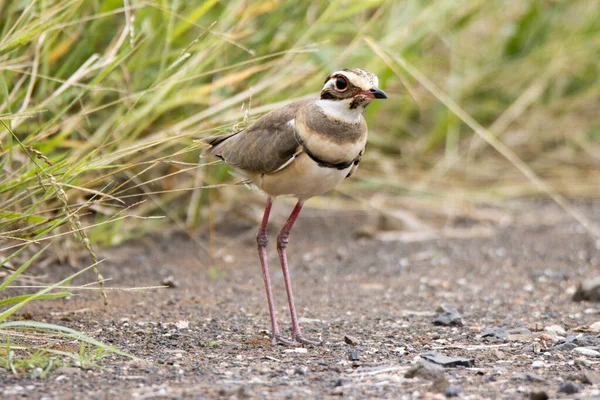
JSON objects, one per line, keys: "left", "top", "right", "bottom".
{"left": 203, "top": 68, "right": 387, "bottom": 345}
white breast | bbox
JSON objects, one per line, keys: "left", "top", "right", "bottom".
{"left": 249, "top": 152, "right": 351, "bottom": 200}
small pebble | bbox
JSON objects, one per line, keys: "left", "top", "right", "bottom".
{"left": 558, "top": 382, "right": 582, "bottom": 394}
{"left": 532, "top": 360, "right": 544, "bottom": 368}
{"left": 529, "top": 391, "right": 549, "bottom": 400}
{"left": 348, "top": 350, "right": 360, "bottom": 361}
{"left": 421, "top": 351, "right": 475, "bottom": 368}
{"left": 445, "top": 386, "right": 460, "bottom": 398}
{"left": 572, "top": 277, "right": 600, "bottom": 302}
{"left": 344, "top": 335, "right": 360, "bottom": 346}
{"left": 573, "top": 347, "right": 600, "bottom": 357}
{"left": 433, "top": 305, "right": 463, "bottom": 327}
{"left": 284, "top": 348, "right": 307, "bottom": 354}
{"left": 161, "top": 276, "right": 179, "bottom": 289}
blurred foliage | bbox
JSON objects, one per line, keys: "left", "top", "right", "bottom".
{"left": 0, "top": 0, "right": 599, "bottom": 253}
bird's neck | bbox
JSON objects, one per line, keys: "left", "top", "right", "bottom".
{"left": 316, "top": 98, "right": 364, "bottom": 124}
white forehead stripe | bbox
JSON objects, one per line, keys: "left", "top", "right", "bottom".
{"left": 323, "top": 79, "right": 335, "bottom": 90}
{"left": 327, "top": 70, "right": 378, "bottom": 91}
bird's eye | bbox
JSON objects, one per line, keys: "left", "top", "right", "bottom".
{"left": 335, "top": 76, "right": 348, "bottom": 91}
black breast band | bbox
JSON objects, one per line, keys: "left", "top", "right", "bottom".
{"left": 293, "top": 129, "right": 354, "bottom": 170}
{"left": 303, "top": 147, "right": 354, "bottom": 170}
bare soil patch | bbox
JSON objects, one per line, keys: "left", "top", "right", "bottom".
{"left": 2, "top": 199, "right": 600, "bottom": 399}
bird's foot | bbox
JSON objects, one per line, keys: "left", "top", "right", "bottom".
{"left": 293, "top": 333, "right": 323, "bottom": 346}
{"left": 272, "top": 334, "right": 298, "bottom": 347}
{"left": 271, "top": 333, "right": 323, "bottom": 346}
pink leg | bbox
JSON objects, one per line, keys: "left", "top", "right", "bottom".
{"left": 277, "top": 200, "right": 322, "bottom": 345}
{"left": 256, "top": 197, "right": 294, "bottom": 346}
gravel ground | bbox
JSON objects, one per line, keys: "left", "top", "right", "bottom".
{"left": 2, "top": 199, "right": 600, "bottom": 399}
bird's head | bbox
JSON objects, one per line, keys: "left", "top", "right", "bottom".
{"left": 318, "top": 68, "right": 387, "bottom": 122}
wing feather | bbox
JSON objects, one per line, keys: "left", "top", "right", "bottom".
{"left": 202, "top": 100, "right": 311, "bottom": 174}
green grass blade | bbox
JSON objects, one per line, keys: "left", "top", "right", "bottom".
{"left": 0, "top": 320, "right": 142, "bottom": 361}
{"left": 0, "top": 293, "right": 72, "bottom": 307}
{"left": 0, "top": 261, "right": 99, "bottom": 323}
{"left": 0, "top": 244, "right": 50, "bottom": 291}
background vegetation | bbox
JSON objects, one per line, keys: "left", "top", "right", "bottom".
{"left": 1, "top": 0, "right": 599, "bottom": 374}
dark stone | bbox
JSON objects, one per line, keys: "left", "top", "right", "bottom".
{"left": 445, "top": 386, "right": 461, "bottom": 398}
{"left": 433, "top": 306, "right": 464, "bottom": 327}
{"left": 344, "top": 335, "right": 360, "bottom": 346}
{"left": 572, "top": 276, "right": 600, "bottom": 302}
{"left": 161, "top": 276, "right": 179, "bottom": 288}
{"left": 529, "top": 391, "right": 549, "bottom": 400}
{"left": 421, "top": 351, "right": 475, "bottom": 368}
{"left": 552, "top": 342, "right": 577, "bottom": 351}
{"left": 348, "top": 350, "right": 360, "bottom": 361}
{"left": 480, "top": 327, "right": 507, "bottom": 339}
{"left": 552, "top": 335, "right": 600, "bottom": 351}
{"left": 558, "top": 382, "right": 582, "bottom": 394}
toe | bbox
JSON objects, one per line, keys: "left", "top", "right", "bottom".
{"left": 272, "top": 335, "right": 299, "bottom": 347}
{"left": 294, "top": 334, "right": 323, "bottom": 346}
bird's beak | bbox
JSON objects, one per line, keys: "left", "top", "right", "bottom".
{"left": 367, "top": 87, "right": 388, "bottom": 99}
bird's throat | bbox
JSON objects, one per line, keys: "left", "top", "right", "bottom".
{"left": 316, "top": 99, "right": 364, "bottom": 124}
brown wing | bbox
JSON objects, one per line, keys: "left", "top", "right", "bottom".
{"left": 202, "top": 100, "right": 311, "bottom": 174}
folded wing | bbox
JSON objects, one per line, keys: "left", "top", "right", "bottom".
{"left": 202, "top": 100, "right": 310, "bottom": 174}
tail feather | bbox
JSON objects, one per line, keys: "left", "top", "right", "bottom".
{"left": 198, "top": 130, "right": 241, "bottom": 157}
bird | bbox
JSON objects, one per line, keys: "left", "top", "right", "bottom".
{"left": 202, "top": 68, "right": 387, "bottom": 346}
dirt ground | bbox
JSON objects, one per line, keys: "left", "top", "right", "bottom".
{"left": 2, "top": 198, "right": 600, "bottom": 399}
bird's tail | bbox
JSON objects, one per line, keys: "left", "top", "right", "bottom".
{"left": 196, "top": 130, "right": 241, "bottom": 157}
